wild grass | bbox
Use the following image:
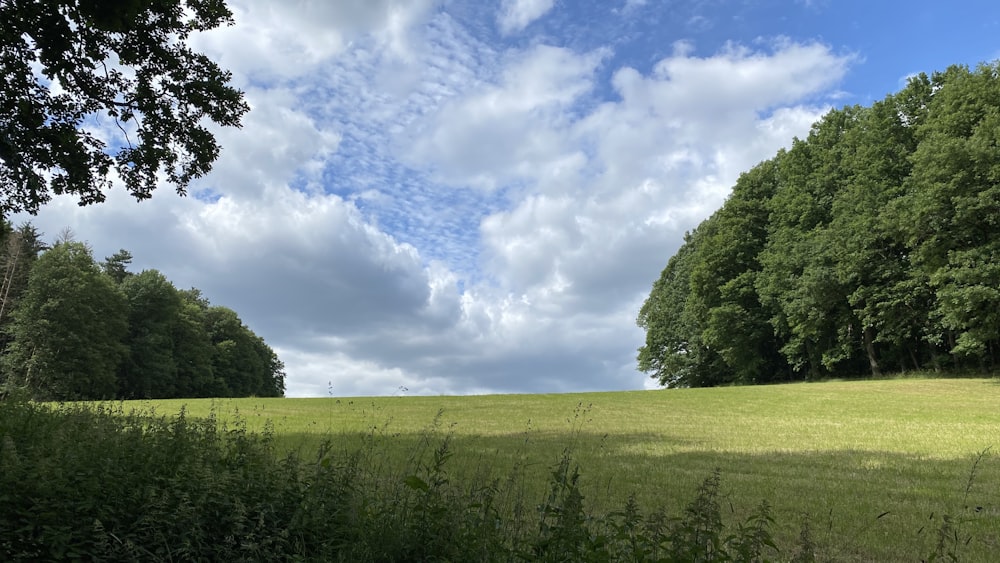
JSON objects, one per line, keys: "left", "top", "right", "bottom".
{"left": 3, "top": 377, "right": 998, "bottom": 560}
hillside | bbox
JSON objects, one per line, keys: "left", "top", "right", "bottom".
{"left": 126, "top": 377, "right": 1000, "bottom": 560}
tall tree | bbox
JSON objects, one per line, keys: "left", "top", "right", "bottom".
{"left": 901, "top": 63, "right": 1000, "bottom": 365}
{"left": 0, "top": 222, "right": 46, "bottom": 330}
{"left": 118, "top": 269, "right": 182, "bottom": 398}
{"left": 693, "top": 159, "right": 788, "bottom": 384}
{"left": 172, "top": 288, "right": 216, "bottom": 397}
{"left": 756, "top": 108, "right": 862, "bottom": 378}
{"left": 828, "top": 77, "right": 931, "bottom": 374}
{"left": 640, "top": 61, "right": 1000, "bottom": 385}
{"left": 637, "top": 229, "right": 716, "bottom": 387}
{"left": 102, "top": 249, "right": 134, "bottom": 285}
{"left": 204, "top": 306, "right": 284, "bottom": 397}
{"left": 2, "top": 241, "right": 127, "bottom": 400}
{"left": 0, "top": 0, "right": 248, "bottom": 215}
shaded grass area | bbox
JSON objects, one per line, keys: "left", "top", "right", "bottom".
{"left": 3, "top": 377, "right": 998, "bottom": 560}
{"left": 140, "top": 378, "right": 1000, "bottom": 561}
{"left": 1, "top": 400, "right": 799, "bottom": 562}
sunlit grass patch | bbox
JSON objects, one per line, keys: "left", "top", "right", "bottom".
{"left": 68, "top": 377, "right": 1000, "bottom": 560}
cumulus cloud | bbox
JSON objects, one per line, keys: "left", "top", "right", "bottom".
{"left": 16, "top": 0, "right": 858, "bottom": 397}
{"left": 192, "top": 0, "right": 439, "bottom": 81}
{"left": 467, "top": 40, "right": 850, "bottom": 302}
{"left": 497, "top": 0, "right": 556, "bottom": 35}
{"left": 178, "top": 189, "right": 431, "bottom": 337}
{"left": 404, "top": 44, "right": 607, "bottom": 190}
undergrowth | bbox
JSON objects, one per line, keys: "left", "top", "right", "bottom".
{"left": 0, "top": 398, "right": 989, "bottom": 561}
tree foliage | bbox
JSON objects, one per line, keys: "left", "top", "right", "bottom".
{"left": 0, "top": 222, "right": 46, "bottom": 333}
{"left": 119, "top": 269, "right": 183, "bottom": 398}
{"left": 0, "top": 231, "right": 284, "bottom": 399}
{"left": 638, "top": 62, "right": 1000, "bottom": 386}
{"left": 0, "top": 0, "right": 248, "bottom": 215}
{"left": 2, "top": 241, "right": 128, "bottom": 400}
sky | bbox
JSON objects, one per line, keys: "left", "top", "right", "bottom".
{"left": 16, "top": 0, "right": 1000, "bottom": 397}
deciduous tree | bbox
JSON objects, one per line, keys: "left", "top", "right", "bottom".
{"left": 0, "top": 0, "right": 248, "bottom": 215}
{"left": 3, "top": 241, "right": 127, "bottom": 399}
{"left": 118, "top": 269, "right": 182, "bottom": 398}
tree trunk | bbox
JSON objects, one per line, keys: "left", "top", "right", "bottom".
{"left": 863, "top": 326, "right": 881, "bottom": 377}
{"left": 908, "top": 346, "right": 921, "bottom": 372}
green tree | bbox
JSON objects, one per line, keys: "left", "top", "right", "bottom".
{"left": 118, "top": 269, "right": 182, "bottom": 398}
{"left": 828, "top": 77, "right": 932, "bottom": 374}
{"left": 756, "top": 108, "right": 862, "bottom": 378}
{"left": 901, "top": 63, "right": 1000, "bottom": 364}
{"left": 0, "top": 0, "right": 248, "bottom": 215}
{"left": 694, "top": 159, "right": 788, "bottom": 384}
{"left": 102, "top": 249, "right": 134, "bottom": 285}
{"left": 2, "top": 241, "right": 127, "bottom": 399}
{"left": 0, "top": 222, "right": 46, "bottom": 333}
{"left": 641, "top": 60, "right": 1000, "bottom": 385}
{"left": 172, "top": 289, "right": 216, "bottom": 397}
{"left": 637, "top": 229, "right": 716, "bottom": 387}
{"left": 205, "top": 305, "right": 284, "bottom": 397}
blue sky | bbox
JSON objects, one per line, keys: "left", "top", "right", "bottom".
{"left": 22, "top": 0, "right": 1000, "bottom": 396}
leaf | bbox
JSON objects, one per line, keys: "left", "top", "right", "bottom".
{"left": 404, "top": 475, "right": 429, "bottom": 492}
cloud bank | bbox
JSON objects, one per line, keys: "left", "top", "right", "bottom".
{"left": 19, "top": 0, "right": 854, "bottom": 397}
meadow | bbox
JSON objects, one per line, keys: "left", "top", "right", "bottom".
{"left": 3, "top": 377, "right": 999, "bottom": 561}
{"left": 129, "top": 377, "right": 1000, "bottom": 561}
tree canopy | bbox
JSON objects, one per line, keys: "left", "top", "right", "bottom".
{"left": 0, "top": 0, "right": 248, "bottom": 215}
{"left": 638, "top": 62, "right": 1000, "bottom": 387}
{"left": 3, "top": 240, "right": 128, "bottom": 399}
{"left": 0, "top": 225, "right": 284, "bottom": 400}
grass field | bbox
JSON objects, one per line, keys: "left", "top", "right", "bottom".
{"left": 126, "top": 377, "right": 1000, "bottom": 561}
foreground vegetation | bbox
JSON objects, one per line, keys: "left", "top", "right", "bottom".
{"left": 2, "top": 377, "right": 998, "bottom": 560}
{"left": 0, "top": 399, "right": 797, "bottom": 562}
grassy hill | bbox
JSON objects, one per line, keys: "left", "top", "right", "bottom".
{"left": 137, "top": 377, "right": 1000, "bottom": 560}
{"left": 3, "top": 377, "right": 998, "bottom": 560}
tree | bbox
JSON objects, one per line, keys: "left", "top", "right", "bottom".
{"left": 2, "top": 241, "right": 127, "bottom": 400}
{"left": 756, "top": 108, "right": 863, "bottom": 378}
{"left": 204, "top": 305, "right": 284, "bottom": 397}
{"left": 0, "top": 221, "right": 46, "bottom": 329}
{"left": 102, "top": 249, "right": 134, "bottom": 285}
{"left": 0, "top": 0, "right": 248, "bottom": 216}
{"left": 640, "top": 60, "right": 1000, "bottom": 385}
{"left": 637, "top": 229, "right": 715, "bottom": 387}
{"left": 118, "top": 269, "right": 182, "bottom": 398}
{"left": 172, "top": 288, "right": 216, "bottom": 397}
{"left": 696, "top": 160, "right": 789, "bottom": 384}
{"left": 828, "top": 78, "right": 931, "bottom": 374}
{"left": 900, "top": 63, "right": 1000, "bottom": 365}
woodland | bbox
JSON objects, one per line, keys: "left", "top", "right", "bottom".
{"left": 0, "top": 225, "right": 285, "bottom": 400}
{"left": 638, "top": 63, "right": 1000, "bottom": 387}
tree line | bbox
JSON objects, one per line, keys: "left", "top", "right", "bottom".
{"left": 637, "top": 62, "right": 1000, "bottom": 387}
{"left": 0, "top": 223, "right": 284, "bottom": 400}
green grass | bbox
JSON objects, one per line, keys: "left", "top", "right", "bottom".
{"left": 113, "top": 378, "right": 1000, "bottom": 560}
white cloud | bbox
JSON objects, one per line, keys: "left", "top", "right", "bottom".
{"left": 202, "top": 87, "right": 341, "bottom": 198}
{"left": 404, "top": 44, "right": 607, "bottom": 190}
{"left": 192, "top": 0, "right": 439, "bottom": 81}
{"left": 467, "top": 39, "right": 850, "bottom": 350}
{"left": 497, "top": 0, "right": 556, "bottom": 35}
{"left": 15, "top": 2, "right": 858, "bottom": 398}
